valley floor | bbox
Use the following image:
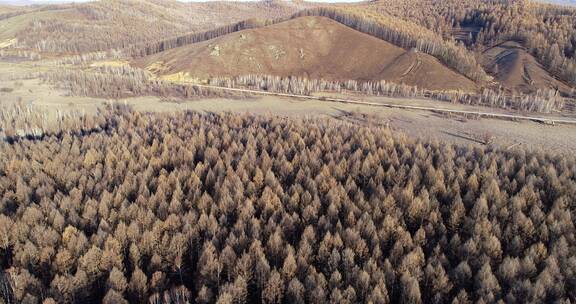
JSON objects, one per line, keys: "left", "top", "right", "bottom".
{"left": 2, "top": 74, "right": 576, "bottom": 155}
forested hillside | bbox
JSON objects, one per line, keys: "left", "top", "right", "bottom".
{"left": 362, "top": 0, "right": 576, "bottom": 87}
{"left": 1, "top": 109, "right": 575, "bottom": 303}
{"left": 0, "top": 0, "right": 313, "bottom": 53}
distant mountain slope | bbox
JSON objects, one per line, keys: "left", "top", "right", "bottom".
{"left": 134, "top": 16, "right": 477, "bottom": 92}
{"left": 0, "top": 0, "right": 314, "bottom": 53}
{"left": 539, "top": 0, "right": 576, "bottom": 6}
{"left": 480, "top": 41, "right": 572, "bottom": 95}
{"left": 0, "top": 4, "right": 20, "bottom": 13}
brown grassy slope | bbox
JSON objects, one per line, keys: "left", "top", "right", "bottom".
{"left": 134, "top": 16, "right": 477, "bottom": 92}
{"left": 480, "top": 41, "right": 573, "bottom": 95}
{"left": 0, "top": 0, "right": 314, "bottom": 53}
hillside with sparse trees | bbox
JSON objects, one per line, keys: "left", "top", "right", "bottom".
{"left": 361, "top": 0, "right": 576, "bottom": 88}
{"left": 0, "top": 0, "right": 314, "bottom": 54}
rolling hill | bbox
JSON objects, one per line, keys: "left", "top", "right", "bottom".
{"left": 0, "top": 0, "right": 315, "bottom": 53}
{"left": 480, "top": 41, "right": 572, "bottom": 95}
{"left": 134, "top": 16, "right": 477, "bottom": 92}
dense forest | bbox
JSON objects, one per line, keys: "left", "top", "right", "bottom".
{"left": 1, "top": 109, "right": 575, "bottom": 303}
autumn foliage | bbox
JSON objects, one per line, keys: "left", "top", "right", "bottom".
{"left": 363, "top": 0, "right": 576, "bottom": 86}
{"left": 1, "top": 110, "right": 575, "bottom": 303}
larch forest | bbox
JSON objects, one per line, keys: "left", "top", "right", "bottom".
{"left": 0, "top": 0, "right": 576, "bottom": 303}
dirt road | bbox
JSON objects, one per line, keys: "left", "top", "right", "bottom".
{"left": 187, "top": 83, "right": 576, "bottom": 125}
{"left": 2, "top": 76, "right": 576, "bottom": 154}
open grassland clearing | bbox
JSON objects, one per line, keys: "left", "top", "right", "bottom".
{"left": 1, "top": 70, "right": 575, "bottom": 154}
